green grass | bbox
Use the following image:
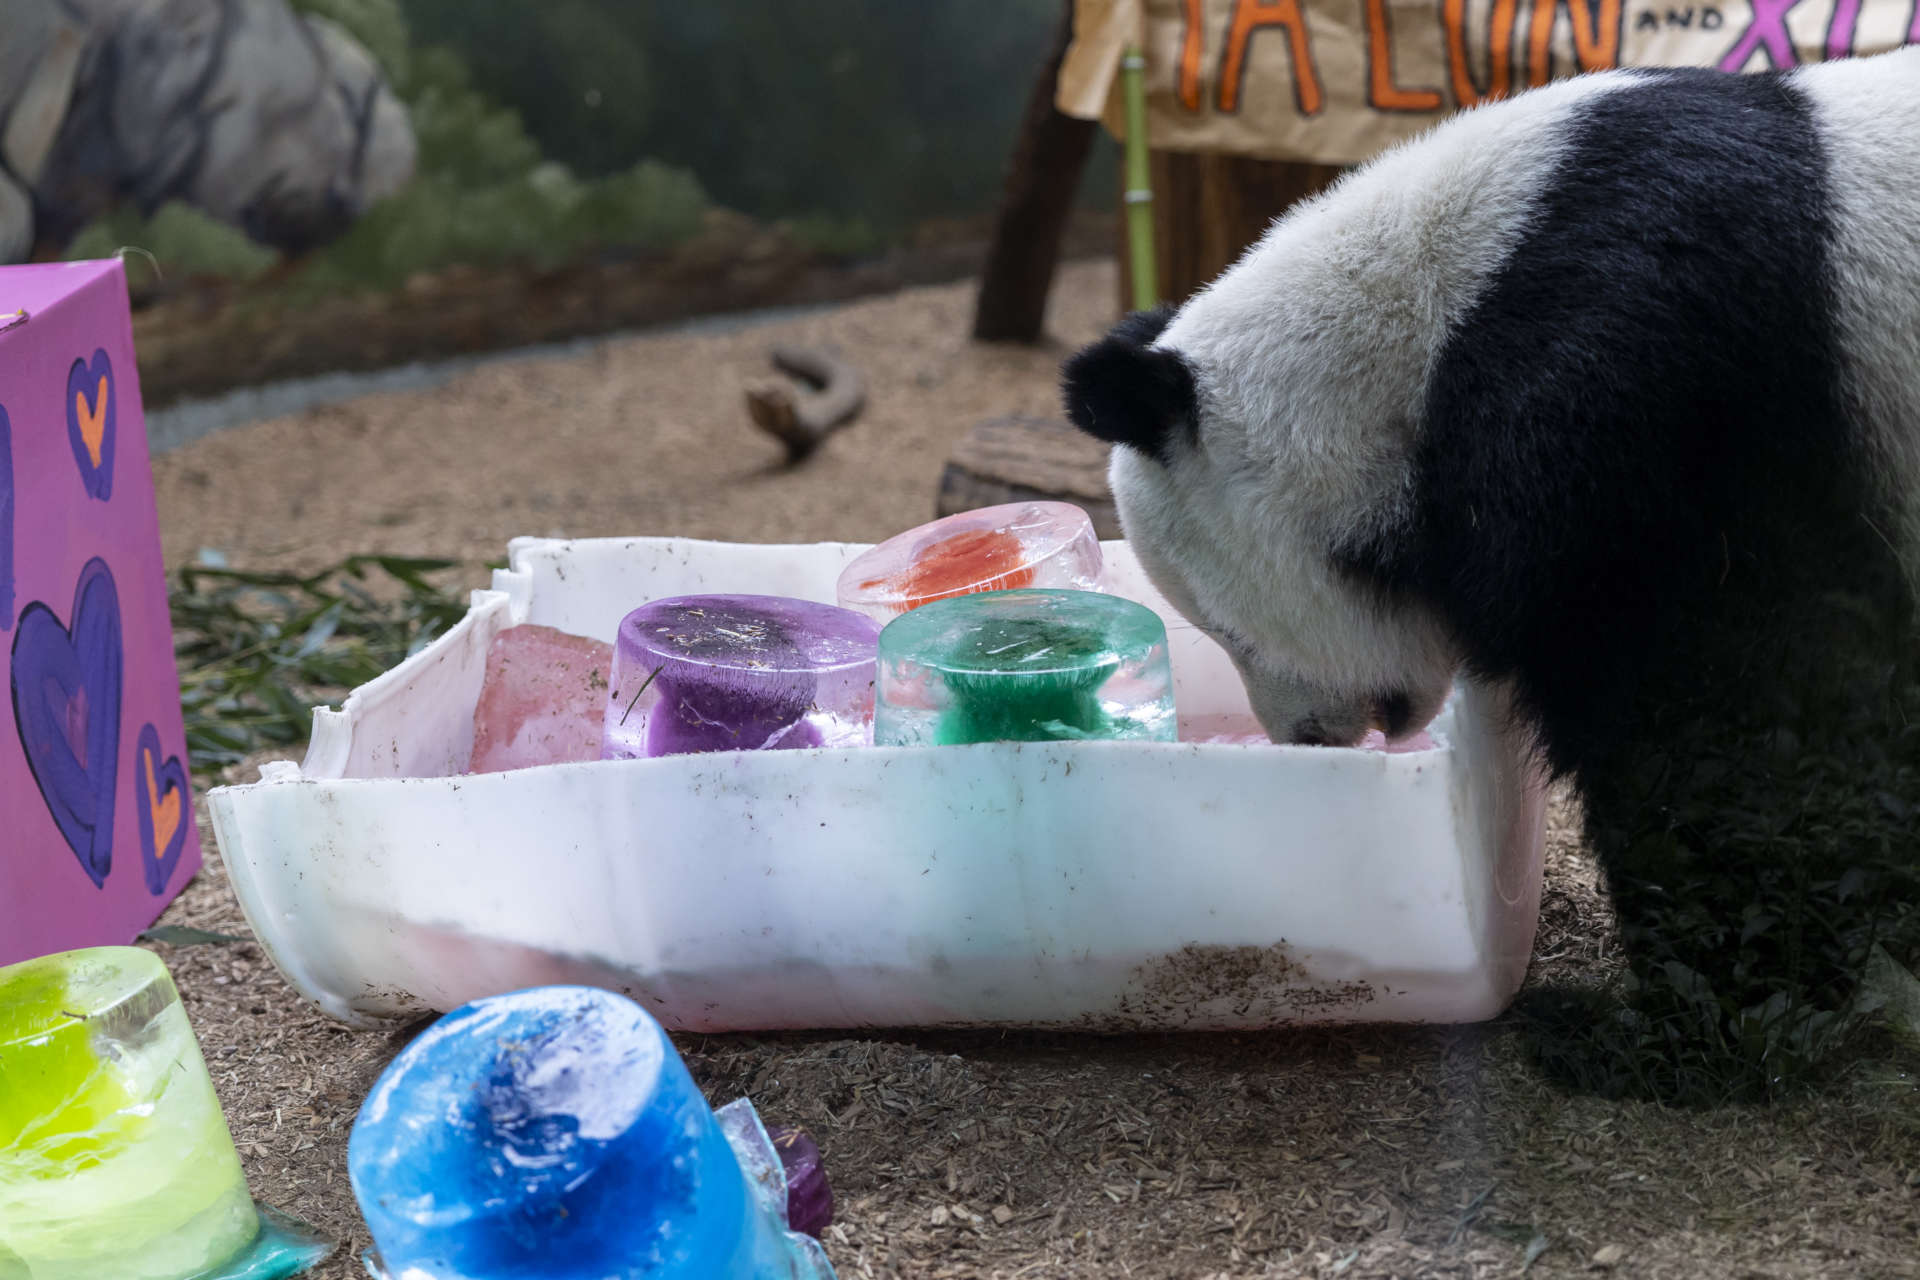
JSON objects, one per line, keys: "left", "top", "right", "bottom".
{"left": 170, "top": 553, "right": 467, "bottom": 778}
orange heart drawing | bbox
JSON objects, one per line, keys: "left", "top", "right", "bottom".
{"left": 67, "top": 350, "right": 117, "bottom": 501}
{"left": 144, "top": 749, "right": 180, "bottom": 858}
{"left": 135, "top": 724, "right": 190, "bottom": 895}
{"left": 74, "top": 377, "right": 108, "bottom": 467}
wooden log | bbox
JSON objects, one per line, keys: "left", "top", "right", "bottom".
{"left": 1118, "top": 150, "right": 1344, "bottom": 310}
{"left": 745, "top": 343, "right": 866, "bottom": 463}
{"left": 970, "top": 0, "right": 1098, "bottom": 343}
{"left": 937, "top": 415, "right": 1122, "bottom": 539}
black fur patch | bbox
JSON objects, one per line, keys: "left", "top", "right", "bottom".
{"left": 1378, "top": 689, "right": 1414, "bottom": 739}
{"left": 1354, "top": 68, "right": 1912, "bottom": 783}
{"left": 1342, "top": 69, "right": 1920, "bottom": 1098}
{"left": 1106, "top": 303, "right": 1180, "bottom": 347}
{"left": 1060, "top": 305, "right": 1198, "bottom": 462}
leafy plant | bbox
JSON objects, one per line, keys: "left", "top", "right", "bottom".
{"left": 782, "top": 213, "right": 885, "bottom": 260}
{"left": 66, "top": 204, "right": 278, "bottom": 282}
{"left": 170, "top": 553, "right": 467, "bottom": 777}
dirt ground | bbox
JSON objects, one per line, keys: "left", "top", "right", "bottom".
{"left": 150, "top": 259, "right": 1120, "bottom": 574}
{"left": 128, "top": 208, "right": 1120, "bottom": 409}
{"left": 148, "top": 262, "right": 1919, "bottom": 1279}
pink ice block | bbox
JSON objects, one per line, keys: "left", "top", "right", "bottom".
{"left": 1180, "top": 714, "right": 1436, "bottom": 753}
{"left": 834, "top": 501, "right": 1103, "bottom": 624}
{"left": 468, "top": 625, "right": 615, "bottom": 773}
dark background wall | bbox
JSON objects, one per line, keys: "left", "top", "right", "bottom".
{"left": 401, "top": 0, "right": 1117, "bottom": 243}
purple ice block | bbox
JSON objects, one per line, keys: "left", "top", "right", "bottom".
{"left": 601, "top": 596, "right": 880, "bottom": 760}
{"left": 767, "top": 1126, "right": 834, "bottom": 1239}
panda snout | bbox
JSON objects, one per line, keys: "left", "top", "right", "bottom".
{"left": 1235, "top": 662, "right": 1383, "bottom": 747}
{"left": 1288, "top": 717, "right": 1335, "bottom": 747}
{"left": 1287, "top": 695, "right": 1417, "bottom": 745}
{"left": 1286, "top": 713, "right": 1370, "bottom": 748}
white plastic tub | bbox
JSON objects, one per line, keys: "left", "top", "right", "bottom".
{"left": 207, "top": 536, "right": 1549, "bottom": 1032}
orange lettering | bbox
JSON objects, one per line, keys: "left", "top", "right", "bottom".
{"left": 1179, "top": 0, "right": 1206, "bottom": 110}
{"left": 1525, "top": 0, "right": 1624, "bottom": 86}
{"left": 1218, "top": 0, "right": 1325, "bottom": 116}
{"left": 1444, "top": 0, "right": 1520, "bottom": 106}
{"left": 1367, "top": 0, "right": 1442, "bottom": 111}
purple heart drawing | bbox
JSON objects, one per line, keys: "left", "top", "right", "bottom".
{"left": 0, "top": 401, "right": 13, "bottom": 629}
{"left": 134, "top": 723, "right": 190, "bottom": 895}
{"left": 10, "top": 558, "right": 123, "bottom": 888}
{"left": 66, "top": 348, "right": 115, "bottom": 502}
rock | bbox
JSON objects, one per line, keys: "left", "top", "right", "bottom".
{"left": 937, "top": 416, "right": 1120, "bottom": 538}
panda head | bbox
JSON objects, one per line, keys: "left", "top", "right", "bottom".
{"left": 1053, "top": 72, "right": 1636, "bottom": 747}
{"left": 1061, "top": 300, "right": 1459, "bottom": 746}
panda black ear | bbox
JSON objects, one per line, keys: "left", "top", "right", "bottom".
{"left": 1060, "top": 306, "right": 1197, "bottom": 463}
{"left": 1105, "top": 302, "right": 1179, "bottom": 347}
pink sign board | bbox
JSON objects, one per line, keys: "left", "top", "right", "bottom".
{"left": 1, "top": 259, "right": 200, "bottom": 967}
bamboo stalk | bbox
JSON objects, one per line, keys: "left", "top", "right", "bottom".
{"left": 1120, "top": 44, "right": 1158, "bottom": 311}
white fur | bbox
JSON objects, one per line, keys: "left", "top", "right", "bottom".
{"left": 1792, "top": 49, "right": 1920, "bottom": 591}
{"left": 1113, "top": 72, "right": 1635, "bottom": 744}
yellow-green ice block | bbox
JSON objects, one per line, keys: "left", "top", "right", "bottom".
{"left": 0, "top": 947, "right": 258, "bottom": 1280}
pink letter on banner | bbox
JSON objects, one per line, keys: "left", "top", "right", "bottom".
{"left": 1718, "top": 0, "right": 1802, "bottom": 70}
{"left": 1826, "top": 0, "right": 1862, "bottom": 57}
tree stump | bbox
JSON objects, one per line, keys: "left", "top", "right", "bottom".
{"left": 937, "top": 416, "right": 1121, "bottom": 538}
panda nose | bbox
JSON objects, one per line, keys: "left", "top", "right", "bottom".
{"left": 1375, "top": 691, "right": 1415, "bottom": 739}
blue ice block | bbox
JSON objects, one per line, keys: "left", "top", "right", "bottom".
{"left": 347, "top": 987, "right": 834, "bottom": 1280}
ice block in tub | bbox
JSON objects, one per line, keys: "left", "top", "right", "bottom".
{"left": 206, "top": 536, "right": 1549, "bottom": 1033}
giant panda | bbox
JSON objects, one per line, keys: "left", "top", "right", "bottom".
{"left": 1063, "top": 48, "right": 1920, "bottom": 1089}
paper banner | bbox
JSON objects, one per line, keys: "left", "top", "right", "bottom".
{"left": 1059, "top": 0, "right": 1918, "bottom": 163}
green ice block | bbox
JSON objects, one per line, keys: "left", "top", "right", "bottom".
{"left": 873, "top": 589, "right": 1177, "bottom": 746}
{"left": 0, "top": 948, "right": 259, "bottom": 1280}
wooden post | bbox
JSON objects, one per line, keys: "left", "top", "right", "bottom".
{"left": 971, "top": 1, "right": 1099, "bottom": 343}
{"left": 1118, "top": 151, "right": 1344, "bottom": 310}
